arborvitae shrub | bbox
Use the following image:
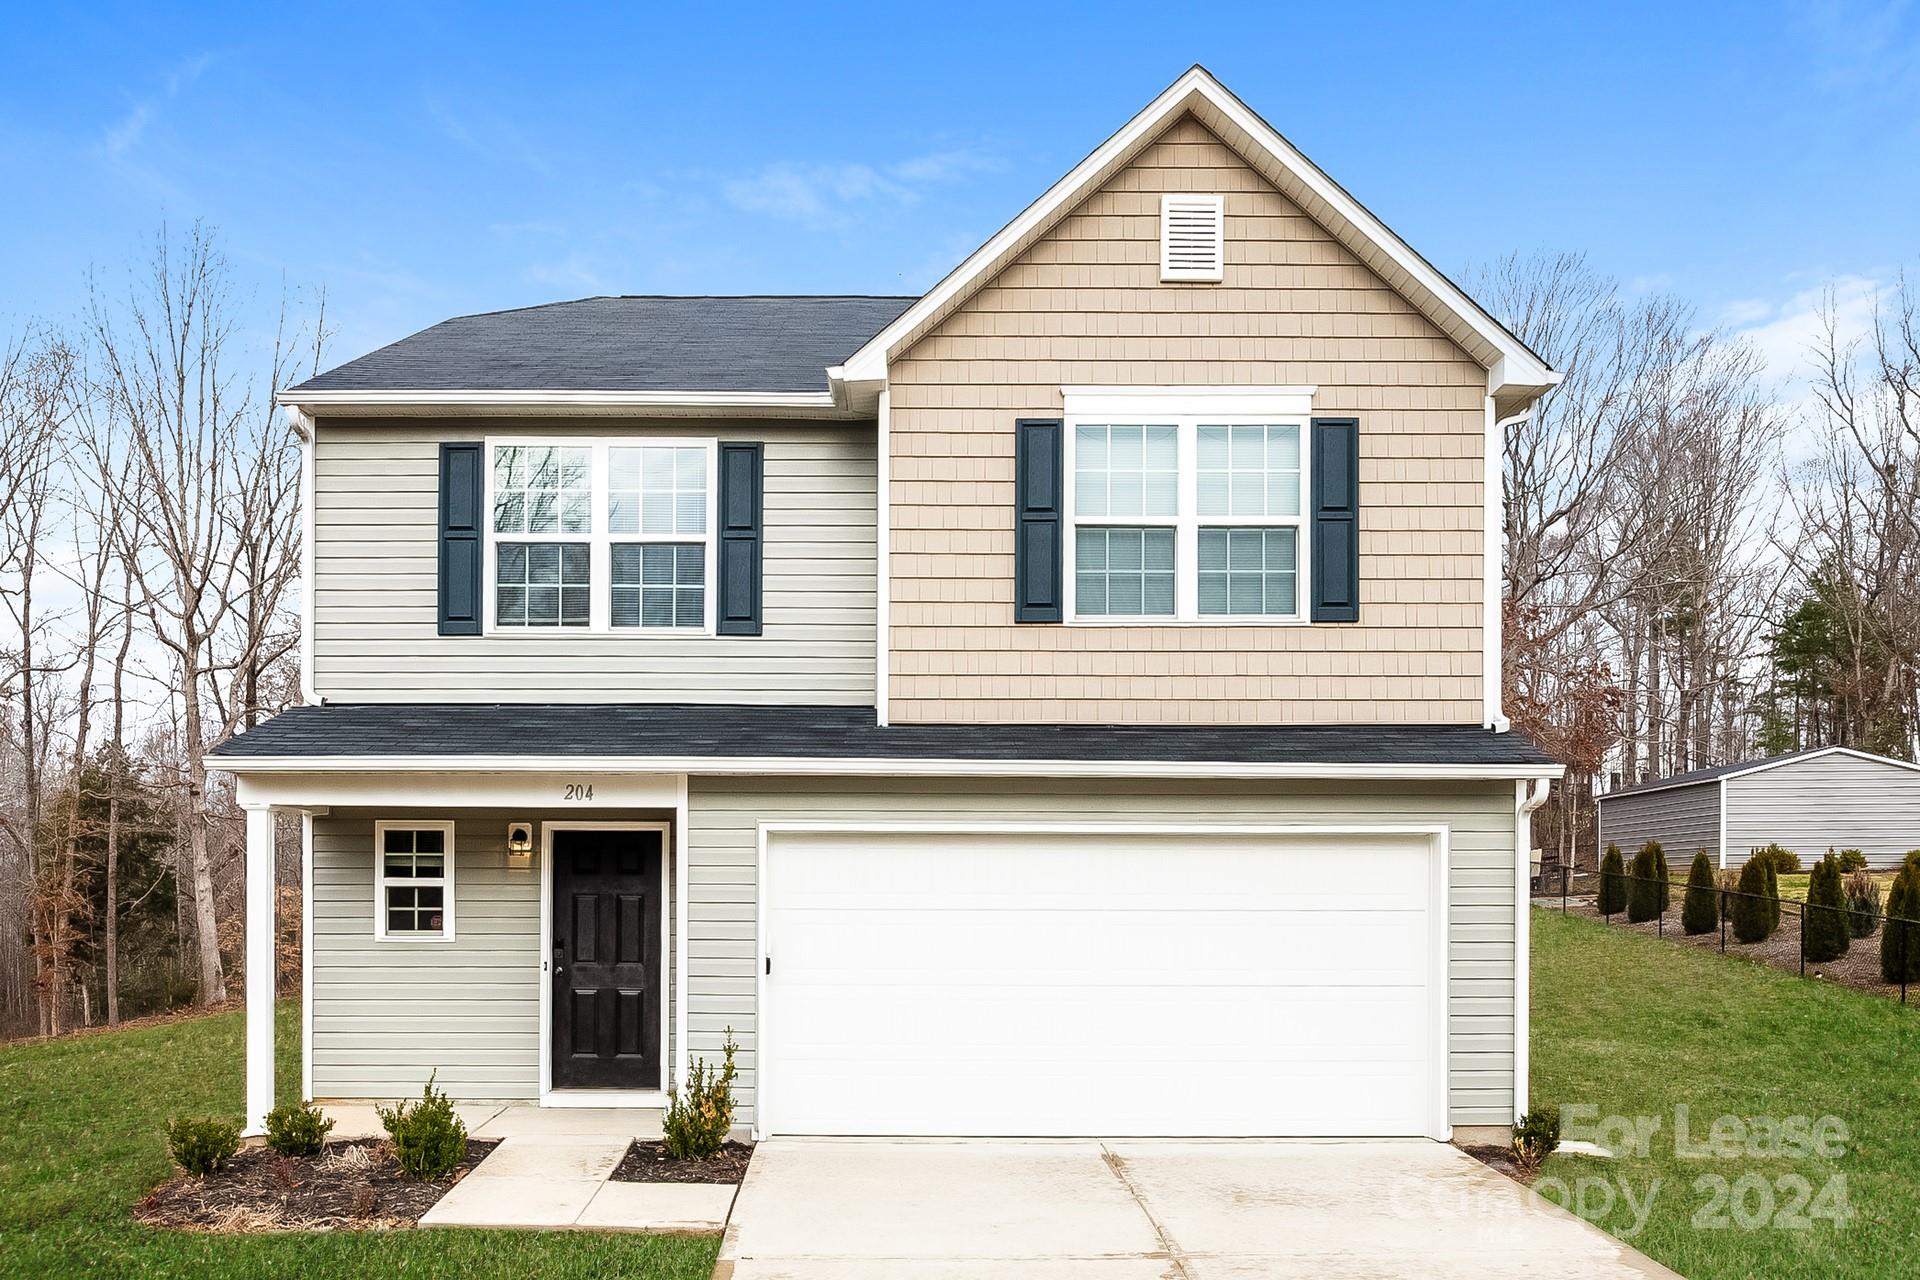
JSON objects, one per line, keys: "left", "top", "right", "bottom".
{"left": 1731, "top": 856, "right": 1775, "bottom": 943}
{"left": 1835, "top": 848, "right": 1869, "bottom": 874}
{"left": 1681, "top": 852, "right": 1719, "bottom": 935}
{"left": 1597, "top": 844, "right": 1627, "bottom": 916}
{"left": 1763, "top": 860, "right": 1782, "bottom": 932}
{"left": 1803, "top": 854, "right": 1851, "bottom": 964}
{"left": 1882, "top": 865, "right": 1920, "bottom": 985}
{"left": 1626, "top": 844, "right": 1665, "bottom": 923}
{"left": 1845, "top": 870, "right": 1882, "bottom": 939}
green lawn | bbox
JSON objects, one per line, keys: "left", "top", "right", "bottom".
{"left": 1533, "top": 908, "right": 1920, "bottom": 1279}
{"left": 0, "top": 1001, "right": 719, "bottom": 1278}
{"left": 1773, "top": 871, "right": 1897, "bottom": 904}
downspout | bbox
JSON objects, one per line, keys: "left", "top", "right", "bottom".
{"left": 1482, "top": 389, "right": 1510, "bottom": 732}
{"left": 1513, "top": 776, "right": 1551, "bottom": 1123}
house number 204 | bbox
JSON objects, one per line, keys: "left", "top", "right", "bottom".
{"left": 563, "top": 783, "right": 595, "bottom": 801}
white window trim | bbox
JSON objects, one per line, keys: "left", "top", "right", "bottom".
{"left": 482, "top": 436, "right": 720, "bottom": 638}
{"left": 1062, "top": 387, "right": 1315, "bottom": 626}
{"left": 373, "top": 819, "right": 457, "bottom": 942}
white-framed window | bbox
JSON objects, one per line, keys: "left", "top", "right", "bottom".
{"left": 374, "top": 821, "right": 455, "bottom": 941}
{"left": 1063, "top": 388, "right": 1313, "bottom": 624}
{"left": 485, "top": 438, "right": 717, "bottom": 635}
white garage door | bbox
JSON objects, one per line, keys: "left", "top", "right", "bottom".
{"left": 760, "top": 827, "right": 1443, "bottom": 1138}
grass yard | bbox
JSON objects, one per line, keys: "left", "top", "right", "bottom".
{"left": 1773, "top": 871, "right": 1897, "bottom": 904}
{"left": 1532, "top": 908, "right": 1920, "bottom": 1279}
{"left": 0, "top": 1001, "right": 719, "bottom": 1279}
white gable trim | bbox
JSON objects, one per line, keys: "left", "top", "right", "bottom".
{"left": 836, "top": 65, "right": 1558, "bottom": 404}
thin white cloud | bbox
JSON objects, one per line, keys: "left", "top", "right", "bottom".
{"left": 721, "top": 145, "right": 1004, "bottom": 229}
{"left": 1724, "top": 275, "right": 1884, "bottom": 386}
{"left": 102, "top": 52, "right": 213, "bottom": 159}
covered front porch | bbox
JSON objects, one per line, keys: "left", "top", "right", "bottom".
{"left": 230, "top": 767, "right": 693, "bottom": 1136}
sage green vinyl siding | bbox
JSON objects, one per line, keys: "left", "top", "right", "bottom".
{"left": 310, "top": 419, "right": 876, "bottom": 703}
{"left": 310, "top": 808, "right": 679, "bottom": 1101}
{"left": 1596, "top": 780, "right": 1721, "bottom": 868}
{"left": 1724, "top": 752, "right": 1920, "bottom": 869}
{"left": 685, "top": 776, "right": 1521, "bottom": 1130}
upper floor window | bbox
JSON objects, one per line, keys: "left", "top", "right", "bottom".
{"left": 1064, "top": 389, "right": 1312, "bottom": 623}
{"left": 487, "top": 439, "right": 715, "bottom": 634}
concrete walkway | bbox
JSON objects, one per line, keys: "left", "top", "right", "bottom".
{"left": 718, "top": 1138, "right": 1680, "bottom": 1279}
{"left": 321, "top": 1103, "right": 737, "bottom": 1232}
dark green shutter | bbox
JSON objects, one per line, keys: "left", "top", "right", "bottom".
{"left": 1310, "top": 418, "right": 1360, "bottom": 623}
{"left": 1014, "top": 418, "right": 1064, "bottom": 623}
{"left": 717, "top": 441, "right": 763, "bottom": 635}
{"left": 437, "top": 442, "right": 483, "bottom": 635}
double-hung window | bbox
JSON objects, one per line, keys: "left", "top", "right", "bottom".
{"left": 486, "top": 439, "right": 716, "bottom": 634}
{"left": 374, "top": 821, "right": 454, "bottom": 941}
{"left": 1064, "top": 389, "right": 1312, "bottom": 622}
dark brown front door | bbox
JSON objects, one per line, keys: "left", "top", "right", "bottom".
{"left": 551, "top": 828, "right": 662, "bottom": 1089}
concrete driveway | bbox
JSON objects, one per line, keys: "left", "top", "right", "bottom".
{"left": 717, "top": 1138, "right": 1678, "bottom": 1279}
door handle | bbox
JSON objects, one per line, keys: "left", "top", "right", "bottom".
{"left": 554, "top": 964, "right": 566, "bottom": 977}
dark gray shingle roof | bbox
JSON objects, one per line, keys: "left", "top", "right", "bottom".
{"left": 290, "top": 295, "right": 917, "bottom": 394}
{"left": 1600, "top": 747, "right": 1839, "bottom": 798}
{"left": 210, "top": 704, "right": 1555, "bottom": 767}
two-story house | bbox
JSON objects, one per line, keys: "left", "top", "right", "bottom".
{"left": 211, "top": 66, "right": 1561, "bottom": 1146}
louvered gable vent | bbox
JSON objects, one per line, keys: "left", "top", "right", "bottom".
{"left": 1160, "top": 194, "right": 1224, "bottom": 282}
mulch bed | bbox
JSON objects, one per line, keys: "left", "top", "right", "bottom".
{"left": 135, "top": 1138, "right": 499, "bottom": 1232}
{"left": 1544, "top": 892, "right": 1916, "bottom": 1002}
{"left": 1460, "top": 1143, "right": 1535, "bottom": 1184}
{"left": 611, "top": 1139, "right": 754, "bottom": 1184}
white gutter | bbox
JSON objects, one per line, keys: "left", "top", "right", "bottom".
{"left": 1514, "top": 775, "right": 1551, "bottom": 1123}
{"left": 275, "top": 388, "right": 849, "bottom": 418}
{"left": 206, "top": 752, "right": 1564, "bottom": 781}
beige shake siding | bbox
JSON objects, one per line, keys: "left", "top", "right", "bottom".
{"left": 310, "top": 419, "right": 876, "bottom": 704}
{"left": 886, "top": 114, "right": 1488, "bottom": 725}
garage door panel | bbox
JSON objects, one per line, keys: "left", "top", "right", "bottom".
{"left": 764, "top": 829, "right": 1440, "bottom": 1137}
{"left": 783, "top": 912, "right": 1428, "bottom": 985}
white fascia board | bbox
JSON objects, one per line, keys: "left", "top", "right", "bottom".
{"left": 208, "top": 752, "right": 1564, "bottom": 781}
{"left": 839, "top": 66, "right": 1558, "bottom": 397}
{"left": 275, "top": 387, "right": 848, "bottom": 418}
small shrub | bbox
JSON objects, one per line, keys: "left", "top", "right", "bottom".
{"left": 1625, "top": 844, "right": 1665, "bottom": 923}
{"left": 1511, "top": 1105, "right": 1561, "bottom": 1174}
{"left": 1750, "top": 843, "right": 1802, "bottom": 876}
{"left": 1846, "top": 870, "right": 1883, "bottom": 939}
{"left": 375, "top": 1072, "right": 467, "bottom": 1180}
{"left": 165, "top": 1117, "right": 241, "bottom": 1176}
{"left": 1835, "top": 848, "right": 1869, "bottom": 874}
{"left": 1803, "top": 854, "right": 1851, "bottom": 964}
{"left": 1597, "top": 844, "right": 1627, "bottom": 916}
{"left": 1882, "top": 865, "right": 1920, "bottom": 985}
{"left": 265, "top": 1101, "right": 335, "bottom": 1158}
{"left": 1763, "top": 859, "right": 1782, "bottom": 932}
{"left": 664, "top": 1029, "right": 739, "bottom": 1159}
{"left": 1681, "top": 852, "right": 1719, "bottom": 935}
{"left": 1731, "top": 856, "right": 1775, "bottom": 943}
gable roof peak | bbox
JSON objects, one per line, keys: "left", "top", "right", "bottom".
{"left": 836, "top": 66, "right": 1557, "bottom": 412}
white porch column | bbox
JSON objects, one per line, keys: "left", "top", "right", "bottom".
{"left": 243, "top": 803, "right": 277, "bottom": 1136}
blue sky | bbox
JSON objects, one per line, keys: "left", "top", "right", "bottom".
{"left": 3, "top": 1, "right": 1916, "bottom": 383}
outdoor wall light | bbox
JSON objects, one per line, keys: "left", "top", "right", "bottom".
{"left": 506, "top": 822, "right": 535, "bottom": 865}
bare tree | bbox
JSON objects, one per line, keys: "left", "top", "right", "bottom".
{"left": 88, "top": 225, "right": 316, "bottom": 1007}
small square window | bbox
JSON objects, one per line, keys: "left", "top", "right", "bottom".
{"left": 375, "top": 824, "right": 454, "bottom": 940}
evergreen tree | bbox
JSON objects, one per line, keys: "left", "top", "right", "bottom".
{"left": 1681, "top": 852, "right": 1719, "bottom": 935}
{"left": 1732, "top": 857, "right": 1775, "bottom": 943}
{"left": 1626, "top": 844, "right": 1664, "bottom": 923}
{"left": 1882, "top": 865, "right": 1920, "bottom": 985}
{"left": 1650, "top": 842, "right": 1671, "bottom": 912}
{"left": 1597, "top": 844, "right": 1627, "bottom": 916}
{"left": 1803, "top": 854, "right": 1850, "bottom": 963}
{"left": 1763, "top": 859, "right": 1782, "bottom": 933}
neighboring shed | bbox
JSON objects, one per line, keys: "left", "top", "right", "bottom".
{"left": 1597, "top": 746, "right": 1920, "bottom": 870}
